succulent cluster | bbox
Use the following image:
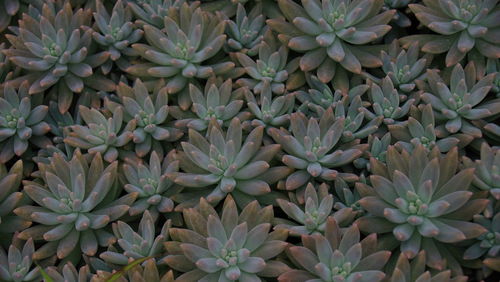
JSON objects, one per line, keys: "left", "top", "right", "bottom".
{"left": 0, "top": 0, "right": 498, "bottom": 281}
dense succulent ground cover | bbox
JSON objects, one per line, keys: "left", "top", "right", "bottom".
{"left": 0, "top": 0, "right": 499, "bottom": 281}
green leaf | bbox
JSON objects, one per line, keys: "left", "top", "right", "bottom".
{"left": 37, "top": 264, "right": 54, "bottom": 282}
{"left": 106, "top": 256, "right": 153, "bottom": 282}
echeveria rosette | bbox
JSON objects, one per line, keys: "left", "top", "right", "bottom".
{"left": 380, "top": 41, "right": 431, "bottom": 94}
{"left": 333, "top": 92, "right": 383, "bottom": 143}
{"left": 224, "top": 3, "right": 267, "bottom": 56}
{"left": 122, "top": 150, "right": 182, "bottom": 218}
{"left": 106, "top": 79, "right": 183, "bottom": 157}
{"left": 127, "top": 3, "right": 235, "bottom": 110}
{"left": 388, "top": 104, "right": 469, "bottom": 153}
{"left": 64, "top": 106, "right": 135, "bottom": 163}
{"left": 402, "top": 0, "right": 500, "bottom": 67}
{"left": 463, "top": 211, "right": 500, "bottom": 278}
{"left": 353, "top": 133, "right": 391, "bottom": 171}
{"left": 356, "top": 145, "right": 489, "bottom": 272}
{"left": 2, "top": 2, "right": 110, "bottom": 113}
{"left": 236, "top": 38, "right": 301, "bottom": 94}
{"left": 269, "top": 108, "right": 363, "bottom": 193}
{"left": 278, "top": 217, "right": 391, "bottom": 282}
{"left": 462, "top": 143, "right": 500, "bottom": 217}
{"left": 332, "top": 177, "right": 366, "bottom": 220}
{"left": 0, "top": 236, "right": 40, "bottom": 282}
{"left": 0, "top": 0, "right": 19, "bottom": 32}
{"left": 0, "top": 160, "right": 31, "bottom": 234}
{"left": 45, "top": 263, "right": 92, "bottom": 282}
{"left": 0, "top": 83, "right": 51, "bottom": 163}
{"left": 169, "top": 118, "right": 290, "bottom": 207}
{"left": 91, "top": 258, "right": 175, "bottom": 282}
{"left": 164, "top": 195, "right": 290, "bottom": 281}
{"left": 92, "top": 0, "right": 144, "bottom": 74}
{"left": 275, "top": 182, "right": 355, "bottom": 235}
{"left": 14, "top": 151, "right": 138, "bottom": 259}
{"left": 128, "top": 0, "right": 187, "bottom": 28}
{"left": 364, "top": 76, "right": 415, "bottom": 125}
{"left": 100, "top": 211, "right": 170, "bottom": 266}
{"left": 268, "top": 0, "right": 395, "bottom": 82}
{"left": 296, "top": 74, "right": 369, "bottom": 115}
{"left": 422, "top": 63, "right": 499, "bottom": 138}
{"left": 244, "top": 80, "right": 295, "bottom": 129}
{"left": 391, "top": 250, "right": 468, "bottom": 282}
{"left": 171, "top": 79, "right": 249, "bottom": 132}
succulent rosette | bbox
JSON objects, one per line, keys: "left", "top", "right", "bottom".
{"left": 356, "top": 145, "right": 489, "bottom": 272}
{"left": 164, "top": 195, "right": 290, "bottom": 281}
{"left": 14, "top": 150, "right": 137, "bottom": 259}
{"left": 127, "top": 2, "right": 234, "bottom": 109}
{"left": 279, "top": 217, "right": 391, "bottom": 282}
{"left": 268, "top": 0, "right": 395, "bottom": 82}
{"left": 2, "top": 1, "right": 112, "bottom": 113}
{"left": 402, "top": 0, "right": 500, "bottom": 67}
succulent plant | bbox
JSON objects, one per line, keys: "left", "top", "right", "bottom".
{"left": 64, "top": 106, "right": 135, "bottom": 162}
{"left": 332, "top": 177, "right": 365, "bottom": 220}
{"left": 0, "top": 160, "right": 31, "bottom": 234}
{"left": 278, "top": 217, "right": 391, "bottom": 282}
{"left": 364, "top": 76, "right": 415, "bottom": 125}
{"left": 356, "top": 145, "right": 489, "bottom": 271}
{"left": 244, "top": 80, "right": 295, "bottom": 129}
{"left": 106, "top": 79, "right": 183, "bottom": 157}
{"left": 2, "top": 1, "right": 111, "bottom": 113}
{"left": 0, "top": 0, "right": 497, "bottom": 278}
{"left": 466, "top": 142, "right": 500, "bottom": 200}
{"left": 164, "top": 195, "right": 290, "bottom": 281}
{"left": 422, "top": 63, "right": 499, "bottom": 138}
{"left": 122, "top": 151, "right": 181, "bottom": 218}
{"left": 391, "top": 250, "right": 468, "bottom": 282}
{"left": 333, "top": 92, "right": 383, "bottom": 142}
{"left": 296, "top": 74, "right": 369, "bottom": 115}
{"left": 224, "top": 3, "right": 267, "bottom": 56}
{"left": 275, "top": 182, "right": 355, "bottom": 235}
{"left": 268, "top": 0, "right": 395, "bottom": 82}
{"left": 45, "top": 263, "right": 92, "bottom": 282}
{"left": 171, "top": 79, "right": 248, "bottom": 132}
{"left": 269, "top": 108, "right": 363, "bottom": 192}
{"left": 462, "top": 142, "right": 499, "bottom": 217}
{"left": 14, "top": 150, "right": 137, "bottom": 259}
{"left": 379, "top": 41, "right": 430, "bottom": 94}
{"left": 45, "top": 101, "right": 75, "bottom": 148}
{"left": 0, "top": 235, "right": 40, "bottom": 282}
{"left": 100, "top": 211, "right": 170, "bottom": 265}
{"left": 92, "top": 0, "right": 143, "bottom": 73}
{"left": 92, "top": 258, "right": 174, "bottom": 282}
{"left": 402, "top": 0, "right": 500, "bottom": 67}
{"left": 388, "top": 104, "right": 470, "bottom": 153}
{"left": 127, "top": 2, "right": 234, "bottom": 109}
{"left": 128, "top": 0, "right": 186, "bottom": 28}
{"left": 353, "top": 133, "right": 391, "bottom": 170}
{"left": 463, "top": 211, "right": 500, "bottom": 277}
{"left": 169, "top": 118, "right": 289, "bottom": 207}
{"left": 0, "top": 83, "right": 51, "bottom": 163}
{"left": 235, "top": 36, "right": 299, "bottom": 94}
